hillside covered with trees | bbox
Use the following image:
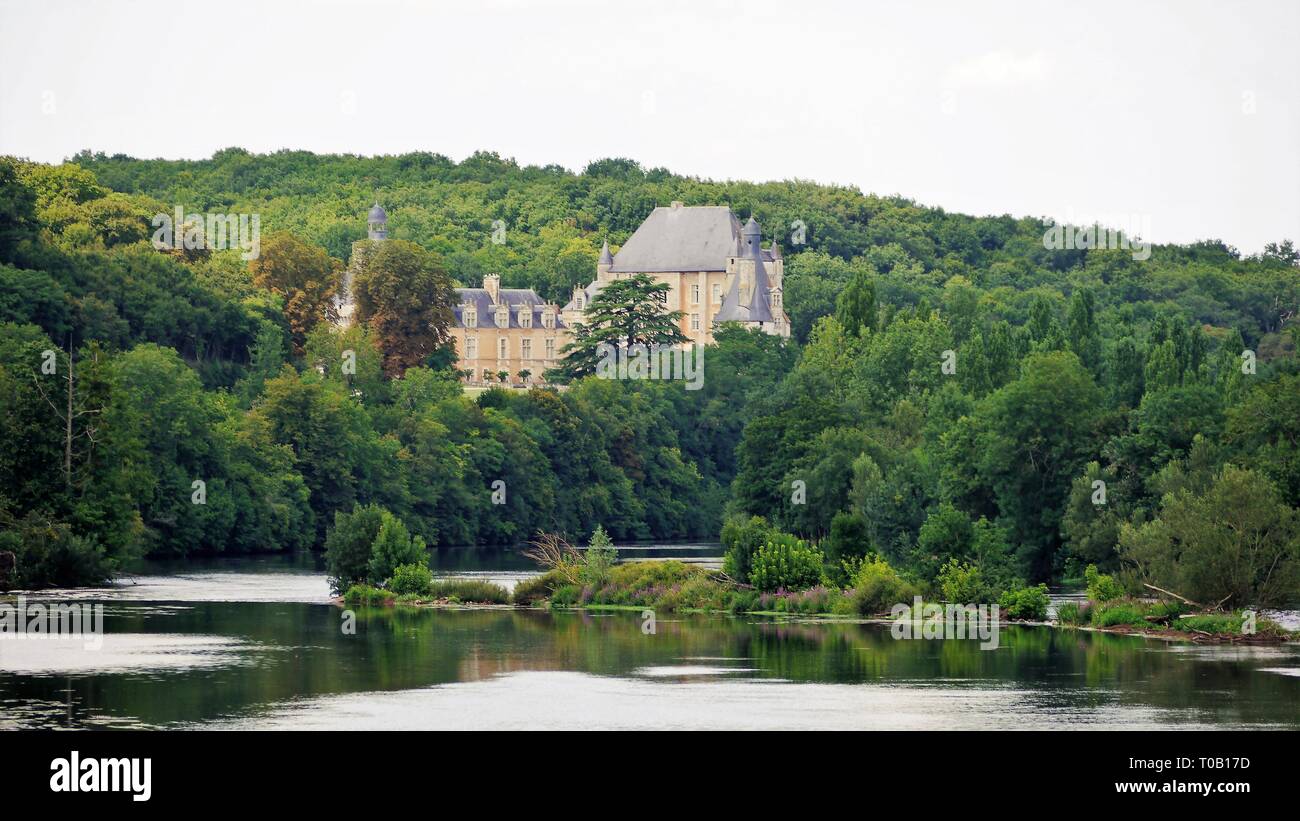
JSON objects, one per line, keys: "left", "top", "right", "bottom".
{"left": 1, "top": 148, "right": 1297, "bottom": 606}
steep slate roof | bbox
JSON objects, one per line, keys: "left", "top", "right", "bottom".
{"left": 608, "top": 205, "right": 777, "bottom": 273}
{"left": 610, "top": 205, "right": 743, "bottom": 273}
{"left": 453, "top": 287, "right": 566, "bottom": 329}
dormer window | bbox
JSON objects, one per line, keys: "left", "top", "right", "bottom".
{"left": 464, "top": 308, "right": 477, "bottom": 328}
{"left": 495, "top": 306, "right": 509, "bottom": 328}
{"left": 541, "top": 310, "right": 555, "bottom": 329}
{"left": 519, "top": 308, "right": 532, "bottom": 329}
{"left": 772, "top": 291, "right": 782, "bottom": 310}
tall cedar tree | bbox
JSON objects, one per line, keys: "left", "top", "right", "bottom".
{"left": 548, "top": 274, "right": 689, "bottom": 381}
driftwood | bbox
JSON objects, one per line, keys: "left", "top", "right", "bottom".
{"left": 1142, "top": 583, "right": 1202, "bottom": 609}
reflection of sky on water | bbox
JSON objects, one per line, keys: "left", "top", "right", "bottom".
{"left": 0, "top": 633, "right": 260, "bottom": 675}
{"left": 199, "top": 670, "right": 1264, "bottom": 731}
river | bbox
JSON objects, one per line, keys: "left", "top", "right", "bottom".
{"left": 2, "top": 549, "right": 1299, "bottom": 730}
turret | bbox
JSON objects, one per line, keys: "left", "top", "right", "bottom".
{"left": 368, "top": 203, "right": 388, "bottom": 241}
{"left": 742, "top": 216, "right": 762, "bottom": 258}
{"left": 597, "top": 239, "right": 613, "bottom": 279}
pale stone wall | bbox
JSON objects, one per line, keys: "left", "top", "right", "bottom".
{"left": 451, "top": 325, "right": 569, "bottom": 386}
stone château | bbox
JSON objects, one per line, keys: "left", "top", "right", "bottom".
{"left": 342, "top": 202, "right": 790, "bottom": 386}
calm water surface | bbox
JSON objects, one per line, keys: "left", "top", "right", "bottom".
{"left": 2, "top": 549, "right": 1299, "bottom": 730}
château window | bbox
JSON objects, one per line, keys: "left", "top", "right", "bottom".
{"left": 520, "top": 309, "right": 532, "bottom": 329}
{"left": 466, "top": 336, "right": 478, "bottom": 359}
{"left": 773, "top": 291, "right": 782, "bottom": 310}
{"left": 712, "top": 283, "right": 721, "bottom": 303}
{"left": 691, "top": 284, "right": 700, "bottom": 304}
{"left": 542, "top": 311, "right": 555, "bottom": 329}
{"left": 496, "top": 307, "right": 509, "bottom": 327}
{"left": 464, "top": 308, "right": 477, "bottom": 328}
{"left": 545, "top": 338, "right": 556, "bottom": 359}
{"left": 498, "top": 337, "right": 508, "bottom": 359}
{"left": 521, "top": 338, "right": 532, "bottom": 360}
{"left": 691, "top": 313, "right": 700, "bottom": 331}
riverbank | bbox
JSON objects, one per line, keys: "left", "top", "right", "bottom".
{"left": 339, "top": 560, "right": 1298, "bottom": 645}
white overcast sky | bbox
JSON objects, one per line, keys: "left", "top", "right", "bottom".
{"left": 2, "top": 0, "right": 1297, "bottom": 252}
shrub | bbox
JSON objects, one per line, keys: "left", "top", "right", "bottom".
{"left": 1054, "top": 600, "right": 1090, "bottom": 625}
{"left": 749, "top": 536, "right": 824, "bottom": 592}
{"left": 0, "top": 514, "right": 111, "bottom": 589}
{"left": 549, "top": 584, "right": 581, "bottom": 607}
{"left": 850, "top": 556, "right": 917, "bottom": 616}
{"left": 825, "top": 511, "right": 872, "bottom": 566}
{"left": 721, "top": 515, "right": 775, "bottom": 584}
{"left": 387, "top": 562, "right": 433, "bottom": 596}
{"left": 512, "top": 568, "right": 568, "bottom": 605}
{"left": 342, "top": 583, "right": 392, "bottom": 605}
{"left": 726, "top": 589, "right": 761, "bottom": 613}
{"left": 1084, "top": 564, "right": 1124, "bottom": 603}
{"left": 997, "top": 584, "right": 1050, "bottom": 620}
{"left": 937, "top": 559, "right": 989, "bottom": 603}
{"left": 578, "top": 525, "right": 618, "bottom": 588}
{"left": 323, "top": 503, "right": 387, "bottom": 593}
{"left": 367, "top": 514, "right": 427, "bottom": 585}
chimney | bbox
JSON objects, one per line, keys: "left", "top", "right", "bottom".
{"left": 483, "top": 273, "right": 500, "bottom": 303}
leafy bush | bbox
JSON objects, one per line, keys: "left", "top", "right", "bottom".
{"left": 937, "top": 558, "right": 989, "bottom": 603}
{"left": 0, "top": 513, "right": 112, "bottom": 589}
{"left": 1084, "top": 564, "right": 1124, "bottom": 603}
{"left": 850, "top": 556, "right": 918, "bottom": 616}
{"left": 323, "top": 504, "right": 387, "bottom": 593}
{"left": 749, "top": 536, "right": 824, "bottom": 592}
{"left": 387, "top": 562, "right": 433, "bottom": 596}
{"left": 1147, "top": 598, "right": 1187, "bottom": 620}
{"left": 824, "top": 510, "right": 872, "bottom": 566}
{"left": 1055, "top": 600, "right": 1090, "bottom": 625}
{"left": 997, "top": 583, "right": 1050, "bottom": 620}
{"left": 367, "top": 514, "right": 427, "bottom": 585}
{"left": 549, "top": 584, "right": 581, "bottom": 607}
{"left": 342, "top": 583, "right": 392, "bottom": 605}
{"left": 721, "top": 515, "right": 775, "bottom": 584}
{"left": 512, "top": 568, "right": 568, "bottom": 605}
{"left": 578, "top": 525, "right": 617, "bottom": 588}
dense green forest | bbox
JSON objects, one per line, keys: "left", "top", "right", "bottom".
{"left": 1, "top": 148, "right": 1298, "bottom": 604}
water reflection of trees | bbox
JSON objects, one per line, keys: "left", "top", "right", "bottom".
{"left": 5, "top": 604, "right": 1297, "bottom": 728}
